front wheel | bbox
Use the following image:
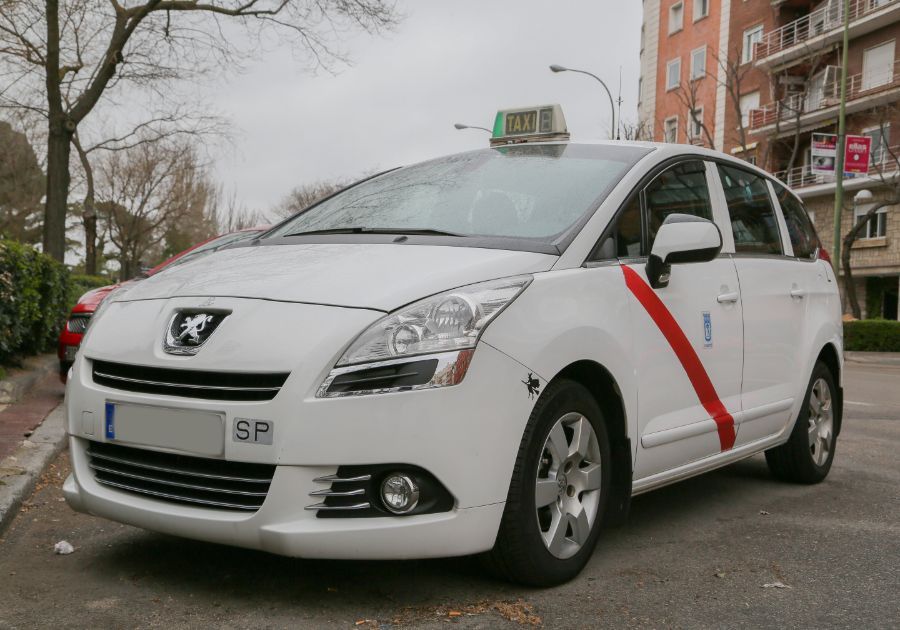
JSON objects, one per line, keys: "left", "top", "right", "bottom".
{"left": 485, "top": 379, "right": 611, "bottom": 586}
{"left": 765, "top": 361, "right": 838, "bottom": 484}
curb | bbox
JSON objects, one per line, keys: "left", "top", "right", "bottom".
{"left": 0, "top": 404, "right": 67, "bottom": 534}
{"left": 0, "top": 354, "right": 59, "bottom": 404}
{"left": 844, "top": 351, "right": 900, "bottom": 367}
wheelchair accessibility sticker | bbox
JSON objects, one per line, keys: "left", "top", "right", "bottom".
{"left": 703, "top": 311, "right": 712, "bottom": 348}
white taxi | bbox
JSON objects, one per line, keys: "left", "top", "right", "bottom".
{"left": 64, "top": 105, "right": 842, "bottom": 585}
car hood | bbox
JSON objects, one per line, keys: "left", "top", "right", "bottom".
{"left": 115, "top": 243, "right": 557, "bottom": 311}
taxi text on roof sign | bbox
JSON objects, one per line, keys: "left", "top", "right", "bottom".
{"left": 490, "top": 104, "right": 570, "bottom": 147}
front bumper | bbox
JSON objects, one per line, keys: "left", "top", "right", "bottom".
{"left": 64, "top": 340, "right": 539, "bottom": 559}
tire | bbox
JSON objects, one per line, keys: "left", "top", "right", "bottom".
{"left": 485, "top": 379, "right": 611, "bottom": 586}
{"left": 765, "top": 361, "right": 838, "bottom": 484}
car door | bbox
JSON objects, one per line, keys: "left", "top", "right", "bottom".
{"left": 716, "top": 164, "right": 799, "bottom": 446}
{"left": 617, "top": 160, "right": 744, "bottom": 480}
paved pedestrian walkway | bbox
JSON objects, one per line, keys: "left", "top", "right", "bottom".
{"left": 0, "top": 373, "right": 64, "bottom": 461}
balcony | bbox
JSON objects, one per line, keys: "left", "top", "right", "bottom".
{"left": 753, "top": 0, "right": 900, "bottom": 69}
{"left": 749, "top": 59, "right": 900, "bottom": 135}
{"left": 775, "top": 143, "right": 900, "bottom": 191}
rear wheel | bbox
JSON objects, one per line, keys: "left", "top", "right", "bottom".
{"left": 765, "top": 361, "right": 837, "bottom": 484}
{"left": 485, "top": 379, "right": 611, "bottom": 586}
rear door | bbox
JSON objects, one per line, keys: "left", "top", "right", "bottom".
{"left": 716, "top": 164, "right": 799, "bottom": 446}
{"left": 623, "top": 160, "right": 744, "bottom": 479}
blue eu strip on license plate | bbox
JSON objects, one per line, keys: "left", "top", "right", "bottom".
{"left": 105, "top": 402, "right": 115, "bottom": 439}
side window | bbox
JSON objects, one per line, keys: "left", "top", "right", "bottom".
{"left": 647, "top": 160, "right": 714, "bottom": 243}
{"left": 615, "top": 195, "right": 643, "bottom": 257}
{"left": 717, "top": 164, "right": 783, "bottom": 255}
{"left": 773, "top": 182, "right": 820, "bottom": 259}
{"left": 592, "top": 195, "right": 642, "bottom": 260}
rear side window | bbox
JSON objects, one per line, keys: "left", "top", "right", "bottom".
{"left": 773, "top": 183, "right": 819, "bottom": 259}
{"left": 718, "top": 164, "right": 783, "bottom": 255}
{"left": 647, "top": 160, "right": 713, "bottom": 242}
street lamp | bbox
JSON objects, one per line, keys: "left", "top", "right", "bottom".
{"left": 549, "top": 64, "right": 618, "bottom": 139}
{"left": 454, "top": 123, "right": 492, "bottom": 133}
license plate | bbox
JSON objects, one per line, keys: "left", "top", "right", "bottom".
{"left": 105, "top": 402, "right": 225, "bottom": 456}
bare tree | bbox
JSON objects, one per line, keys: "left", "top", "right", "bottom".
{"left": 0, "top": 0, "right": 400, "bottom": 261}
{"left": 210, "top": 185, "right": 268, "bottom": 232}
{"left": 274, "top": 178, "right": 350, "bottom": 218}
{"left": 672, "top": 77, "right": 715, "bottom": 149}
{"left": 619, "top": 118, "right": 654, "bottom": 142}
{"left": 97, "top": 139, "right": 214, "bottom": 279}
{"left": 841, "top": 110, "right": 900, "bottom": 319}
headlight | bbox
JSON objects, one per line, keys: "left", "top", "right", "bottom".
{"left": 337, "top": 275, "right": 532, "bottom": 366}
{"left": 318, "top": 275, "right": 532, "bottom": 397}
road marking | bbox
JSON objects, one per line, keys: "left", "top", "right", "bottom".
{"left": 621, "top": 265, "right": 736, "bottom": 452}
{"left": 846, "top": 400, "right": 875, "bottom": 407}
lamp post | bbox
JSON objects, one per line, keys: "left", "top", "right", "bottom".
{"left": 453, "top": 123, "right": 492, "bottom": 133}
{"left": 549, "top": 64, "right": 618, "bottom": 139}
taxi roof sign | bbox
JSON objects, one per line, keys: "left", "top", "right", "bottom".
{"left": 490, "top": 104, "right": 569, "bottom": 147}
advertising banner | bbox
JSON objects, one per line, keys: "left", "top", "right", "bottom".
{"left": 844, "top": 135, "right": 872, "bottom": 174}
{"left": 811, "top": 133, "right": 837, "bottom": 175}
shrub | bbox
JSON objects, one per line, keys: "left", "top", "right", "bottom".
{"left": 68, "top": 273, "right": 112, "bottom": 309}
{"left": 843, "top": 319, "right": 900, "bottom": 353}
{"left": 0, "top": 240, "right": 70, "bottom": 364}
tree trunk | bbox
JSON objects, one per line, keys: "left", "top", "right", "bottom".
{"left": 43, "top": 124, "right": 72, "bottom": 261}
{"left": 841, "top": 236, "right": 861, "bottom": 320}
{"left": 74, "top": 137, "right": 98, "bottom": 274}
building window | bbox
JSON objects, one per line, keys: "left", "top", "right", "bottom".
{"left": 742, "top": 25, "right": 764, "bottom": 64}
{"left": 694, "top": 0, "right": 710, "bottom": 21}
{"left": 739, "top": 91, "right": 760, "bottom": 128}
{"left": 863, "top": 125, "right": 891, "bottom": 165}
{"left": 688, "top": 107, "right": 704, "bottom": 142}
{"left": 691, "top": 46, "right": 706, "bottom": 80}
{"left": 862, "top": 40, "right": 896, "bottom": 91}
{"left": 664, "top": 117, "right": 678, "bottom": 143}
{"left": 666, "top": 58, "right": 681, "bottom": 91}
{"left": 745, "top": 154, "right": 758, "bottom": 166}
{"left": 669, "top": 2, "right": 684, "bottom": 34}
{"left": 855, "top": 205, "right": 888, "bottom": 239}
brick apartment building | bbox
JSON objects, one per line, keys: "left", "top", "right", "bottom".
{"left": 639, "top": 0, "right": 900, "bottom": 319}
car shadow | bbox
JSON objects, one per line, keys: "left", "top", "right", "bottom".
{"left": 82, "top": 455, "right": 782, "bottom": 607}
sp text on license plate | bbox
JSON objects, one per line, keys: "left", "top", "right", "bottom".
{"left": 233, "top": 419, "right": 274, "bottom": 445}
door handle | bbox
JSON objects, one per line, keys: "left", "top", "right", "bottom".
{"left": 790, "top": 288, "right": 806, "bottom": 299}
{"left": 717, "top": 291, "right": 739, "bottom": 304}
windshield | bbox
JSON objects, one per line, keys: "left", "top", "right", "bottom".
{"left": 268, "top": 144, "right": 650, "bottom": 245}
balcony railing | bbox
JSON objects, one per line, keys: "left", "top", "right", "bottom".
{"left": 748, "top": 58, "right": 900, "bottom": 131}
{"left": 775, "top": 143, "right": 900, "bottom": 190}
{"left": 754, "top": 0, "right": 899, "bottom": 61}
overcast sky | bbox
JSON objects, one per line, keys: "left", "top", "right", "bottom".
{"left": 203, "top": 0, "right": 643, "bottom": 214}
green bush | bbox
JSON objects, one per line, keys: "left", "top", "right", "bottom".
{"left": 843, "top": 320, "right": 900, "bottom": 352}
{"left": 0, "top": 240, "right": 70, "bottom": 364}
{"left": 68, "top": 273, "right": 111, "bottom": 309}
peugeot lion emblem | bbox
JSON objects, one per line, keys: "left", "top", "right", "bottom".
{"left": 164, "top": 310, "right": 228, "bottom": 355}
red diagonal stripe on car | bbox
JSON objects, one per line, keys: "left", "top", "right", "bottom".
{"left": 621, "top": 265, "right": 736, "bottom": 451}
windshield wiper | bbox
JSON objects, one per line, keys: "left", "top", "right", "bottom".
{"left": 283, "top": 227, "right": 466, "bottom": 238}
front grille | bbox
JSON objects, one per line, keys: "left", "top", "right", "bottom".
{"left": 92, "top": 360, "right": 289, "bottom": 401}
{"left": 87, "top": 442, "right": 275, "bottom": 511}
{"left": 67, "top": 315, "right": 90, "bottom": 334}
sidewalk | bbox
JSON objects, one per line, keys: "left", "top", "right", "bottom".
{"left": 0, "top": 371, "right": 64, "bottom": 461}
{"left": 844, "top": 351, "right": 900, "bottom": 367}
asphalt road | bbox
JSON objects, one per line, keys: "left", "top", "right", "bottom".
{"left": 1, "top": 360, "right": 898, "bottom": 629}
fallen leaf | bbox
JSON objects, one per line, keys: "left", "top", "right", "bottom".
{"left": 762, "top": 581, "right": 791, "bottom": 589}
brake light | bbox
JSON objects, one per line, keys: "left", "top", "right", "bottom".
{"left": 817, "top": 247, "right": 831, "bottom": 263}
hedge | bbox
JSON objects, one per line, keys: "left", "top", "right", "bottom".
{"left": 68, "top": 273, "right": 111, "bottom": 308}
{"left": 0, "top": 240, "right": 70, "bottom": 364}
{"left": 843, "top": 320, "right": 900, "bottom": 352}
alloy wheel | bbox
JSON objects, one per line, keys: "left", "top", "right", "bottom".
{"left": 807, "top": 377, "right": 834, "bottom": 467}
{"left": 534, "top": 412, "right": 603, "bottom": 559}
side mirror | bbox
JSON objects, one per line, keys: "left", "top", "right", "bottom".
{"left": 646, "top": 214, "right": 723, "bottom": 289}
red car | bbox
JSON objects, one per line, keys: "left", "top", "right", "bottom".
{"left": 58, "top": 226, "right": 269, "bottom": 379}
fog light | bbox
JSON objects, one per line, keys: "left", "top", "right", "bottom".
{"left": 380, "top": 473, "right": 419, "bottom": 514}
